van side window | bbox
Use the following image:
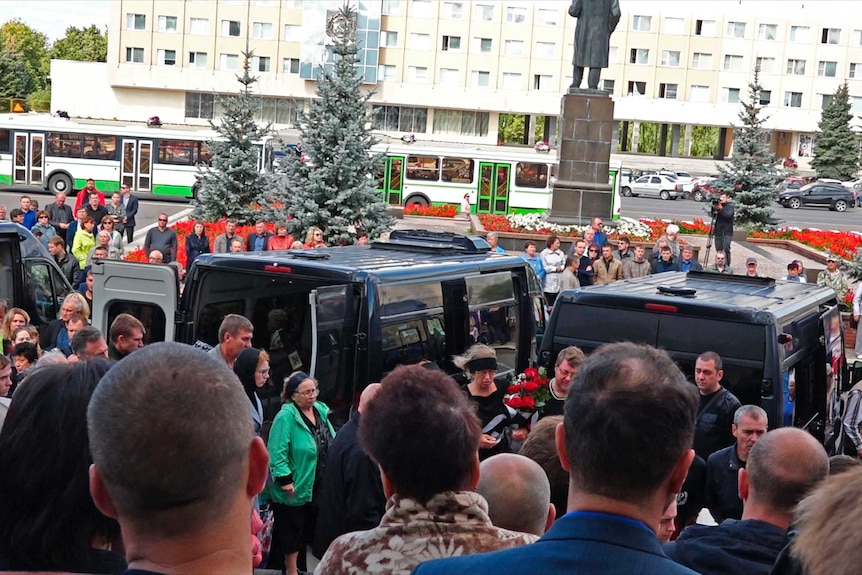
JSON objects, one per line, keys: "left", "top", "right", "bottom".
{"left": 197, "top": 301, "right": 244, "bottom": 347}
{"left": 24, "top": 261, "right": 69, "bottom": 324}
{"left": 381, "top": 316, "right": 447, "bottom": 372}
{"left": 0, "top": 242, "right": 14, "bottom": 303}
{"left": 466, "top": 273, "right": 519, "bottom": 373}
{"left": 105, "top": 302, "right": 167, "bottom": 344}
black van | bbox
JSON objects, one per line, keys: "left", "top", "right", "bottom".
{"left": 540, "top": 271, "right": 844, "bottom": 441}
{"left": 92, "top": 230, "right": 547, "bottom": 423}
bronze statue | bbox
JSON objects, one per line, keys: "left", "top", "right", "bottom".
{"left": 568, "top": 0, "right": 621, "bottom": 91}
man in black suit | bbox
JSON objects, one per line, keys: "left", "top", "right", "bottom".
{"left": 246, "top": 220, "right": 274, "bottom": 252}
{"left": 121, "top": 184, "right": 139, "bottom": 244}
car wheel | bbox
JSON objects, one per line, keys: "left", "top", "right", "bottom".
{"left": 834, "top": 199, "right": 848, "bottom": 212}
{"left": 621, "top": 186, "right": 632, "bottom": 197}
{"left": 692, "top": 189, "right": 705, "bottom": 202}
{"left": 659, "top": 190, "right": 670, "bottom": 200}
{"left": 788, "top": 198, "right": 801, "bottom": 209}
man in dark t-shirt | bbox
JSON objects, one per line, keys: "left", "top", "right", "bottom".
{"left": 693, "top": 351, "right": 741, "bottom": 460}
{"left": 541, "top": 346, "right": 586, "bottom": 418}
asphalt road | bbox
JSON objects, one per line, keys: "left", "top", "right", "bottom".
{"left": 621, "top": 195, "right": 862, "bottom": 231}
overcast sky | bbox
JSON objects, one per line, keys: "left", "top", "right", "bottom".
{"left": 0, "top": 0, "right": 110, "bottom": 42}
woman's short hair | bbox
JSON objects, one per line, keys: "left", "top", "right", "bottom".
{"left": 36, "top": 210, "right": 50, "bottom": 221}
{"left": 12, "top": 342, "right": 39, "bottom": 364}
{"left": 359, "top": 365, "right": 481, "bottom": 503}
{"left": 545, "top": 235, "right": 559, "bottom": 249}
{"left": 79, "top": 216, "right": 94, "bottom": 227}
{"left": 452, "top": 344, "right": 496, "bottom": 375}
{"left": 523, "top": 240, "right": 536, "bottom": 250}
{"left": 0, "top": 360, "right": 119, "bottom": 570}
{"left": 101, "top": 215, "right": 115, "bottom": 226}
{"left": 274, "top": 222, "right": 287, "bottom": 233}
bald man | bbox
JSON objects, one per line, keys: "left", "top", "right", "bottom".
{"left": 664, "top": 428, "right": 828, "bottom": 575}
{"left": 476, "top": 453, "right": 555, "bottom": 537}
{"left": 313, "top": 383, "right": 385, "bottom": 558}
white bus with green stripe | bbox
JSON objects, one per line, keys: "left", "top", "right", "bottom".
{"left": 373, "top": 142, "right": 622, "bottom": 220}
{"left": 0, "top": 114, "right": 271, "bottom": 200}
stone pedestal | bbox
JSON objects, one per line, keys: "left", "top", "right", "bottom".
{"left": 546, "top": 90, "right": 615, "bottom": 226}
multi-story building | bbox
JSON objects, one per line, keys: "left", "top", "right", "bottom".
{"left": 50, "top": 0, "right": 862, "bottom": 160}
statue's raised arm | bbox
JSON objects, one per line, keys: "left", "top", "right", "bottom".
{"left": 568, "top": 0, "right": 621, "bottom": 91}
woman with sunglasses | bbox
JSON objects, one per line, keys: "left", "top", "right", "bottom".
{"left": 304, "top": 226, "right": 326, "bottom": 249}
{"left": 540, "top": 235, "right": 566, "bottom": 305}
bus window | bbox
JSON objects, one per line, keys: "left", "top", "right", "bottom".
{"left": 157, "top": 140, "right": 194, "bottom": 165}
{"left": 515, "top": 162, "right": 549, "bottom": 188}
{"left": 406, "top": 155, "right": 440, "bottom": 181}
{"left": 0, "top": 129, "right": 10, "bottom": 153}
{"left": 83, "top": 135, "right": 116, "bottom": 160}
{"left": 194, "top": 142, "right": 213, "bottom": 166}
{"left": 47, "top": 132, "right": 83, "bottom": 158}
{"left": 441, "top": 157, "right": 474, "bottom": 184}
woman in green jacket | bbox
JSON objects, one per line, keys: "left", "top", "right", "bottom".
{"left": 266, "top": 371, "right": 335, "bottom": 575}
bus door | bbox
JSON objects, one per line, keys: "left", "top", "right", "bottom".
{"left": 121, "top": 139, "right": 153, "bottom": 192}
{"left": 378, "top": 156, "right": 404, "bottom": 205}
{"left": 12, "top": 132, "right": 44, "bottom": 186}
{"left": 478, "top": 162, "right": 511, "bottom": 214}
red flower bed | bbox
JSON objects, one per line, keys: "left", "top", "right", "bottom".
{"left": 404, "top": 204, "right": 458, "bottom": 218}
{"left": 750, "top": 228, "right": 862, "bottom": 260}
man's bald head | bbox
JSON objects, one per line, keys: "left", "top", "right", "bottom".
{"left": 358, "top": 383, "right": 381, "bottom": 412}
{"left": 476, "top": 453, "right": 553, "bottom": 536}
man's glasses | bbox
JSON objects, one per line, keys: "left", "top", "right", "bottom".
{"left": 158, "top": 218, "right": 168, "bottom": 222}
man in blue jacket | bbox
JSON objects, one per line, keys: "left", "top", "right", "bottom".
{"left": 412, "top": 342, "right": 699, "bottom": 575}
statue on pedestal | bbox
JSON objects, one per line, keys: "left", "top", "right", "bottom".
{"left": 568, "top": 0, "right": 621, "bottom": 91}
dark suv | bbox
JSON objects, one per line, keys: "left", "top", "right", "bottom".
{"left": 778, "top": 183, "right": 855, "bottom": 212}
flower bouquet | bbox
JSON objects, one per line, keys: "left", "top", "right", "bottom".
{"left": 504, "top": 367, "right": 550, "bottom": 419}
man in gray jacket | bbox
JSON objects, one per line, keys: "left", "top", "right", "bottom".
{"left": 623, "top": 246, "right": 651, "bottom": 279}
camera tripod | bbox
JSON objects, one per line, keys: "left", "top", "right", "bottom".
{"left": 702, "top": 203, "right": 719, "bottom": 265}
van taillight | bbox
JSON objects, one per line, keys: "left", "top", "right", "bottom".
{"left": 645, "top": 303, "right": 678, "bottom": 313}
{"left": 264, "top": 265, "right": 293, "bottom": 273}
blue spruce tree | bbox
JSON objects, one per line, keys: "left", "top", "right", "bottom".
{"left": 192, "top": 51, "right": 273, "bottom": 226}
{"left": 266, "top": 3, "right": 393, "bottom": 244}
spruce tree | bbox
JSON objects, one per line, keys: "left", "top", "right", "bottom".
{"left": 192, "top": 52, "right": 273, "bottom": 225}
{"left": 265, "top": 3, "right": 393, "bottom": 243}
{"left": 716, "top": 67, "right": 783, "bottom": 227}
{"left": 811, "top": 82, "right": 861, "bottom": 180}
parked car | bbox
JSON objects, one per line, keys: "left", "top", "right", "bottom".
{"left": 667, "top": 171, "right": 696, "bottom": 194}
{"left": 778, "top": 183, "right": 855, "bottom": 212}
{"left": 690, "top": 176, "right": 736, "bottom": 202}
{"left": 629, "top": 174, "right": 684, "bottom": 200}
{"left": 781, "top": 157, "right": 798, "bottom": 168}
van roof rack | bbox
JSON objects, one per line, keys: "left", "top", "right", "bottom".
{"left": 372, "top": 229, "right": 490, "bottom": 253}
{"left": 686, "top": 270, "right": 776, "bottom": 287}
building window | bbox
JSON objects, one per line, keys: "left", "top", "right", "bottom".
{"left": 409, "top": 33, "right": 431, "bottom": 50}
{"left": 158, "top": 16, "right": 177, "bottom": 33}
{"left": 756, "top": 57, "right": 775, "bottom": 74}
{"left": 442, "top": 35, "right": 461, "bottom": 51}
{"left": 720, "top": 88, "right": 740, "bottom": 103}
{"left": 723, "top": 55, "right": 744, "bottom": 72}
{"left": 284, "top": 24, "right": 301, "bottom": 41}
{"left": 185, "top": 92, "right": 215, "bottom": 119}
{"left": 789, "top": 26, "right": 809, "bottom": 42}
{"left": 432, "top": 109, "right": 489, "bottom": 137}
{"left": 602, "top": 79, "right": 615, "bottom": 92}
{"left": 371, "top": 105, "right": 428, "bottom": 133}
{"left": 725, "top": 21, "right": 746, "bottom": 38}
{"left": 283, "top": 58, "right": 299, "bottom": 74}
{"left": 474, "top": 37, "right": 492, "bottom": 53}
{"left": 690, "top": 85, "right": 710, "bottom": 103}
{"left": 759, "top": 90, "right": 771, "bottom": 106}
{"left": 125, "top": 47, "right": 144, "bottom": 63}
{"left": 537, "top": 9, "right": 557, "bottom": 26}
{"left": 627, "top": 81, "right": 646, "bottom": 96}
{"left": 126, "top": 13, "right": 146, "bottom": 30}
{"left": 443, "top": 2, "right": 463, "bottom": 19}
{"left": 821, "top": 94, "right": 834, "bottom": 109}
{"left": 692, "top": 52, "right": 712, "bottom": 69}
{"left": 407, "top": 66, "right": 428, "bottom": 82}
{"left": 659, "top": 83, "right": 678, "bottom": 99}
{"left": 475, "top": 3, "right": 494, "bottom": 21}
{"left": 220, "top": 53, "right": 239, "bottom": 70}
{"left": 608, "top": 46, "right": 618, "bottom": 63}
{"left": 629, "top": 48, "right": 649, "bottom": 65}
{"left": 157, "top": 49, "right": 176, "bottom": 66}
{"left": 664, "top": 17, "right": 684, "bottom": 34}
{"left": 818, "top": 61, "right": 838, "bottom": 77}
{"left": 252, "top": 22, "right": 273, "bottom": 39}
{"left": 852, "top": 97, "right": 862, "bottom": 115}
{"left": 188, "top": 51, "right": 207, "bottom": 68}
{"left": 533, "top": 74, "right": 553, "bottom": 91}
{"left": 505, "top": 40, "right": 525, "bottom": 57}
{"left": 821, "top": 27, "right": 840, "bottom": 44}
{"left": 382, "top": 0, "right": 401, "bottom": 16}
{"left": 502, "top": 72, "right": 521, "bottom": 90}
{"left": 783, "top": 91, "right": 802, "bottom": 107}
{"left": 471, "top": 70, "right": 490, "bottom": 87}
{"left": 382, "top": 31, "right": 398, "bottom": 47}
{"left": 758, "top": 23, "right": 777, "bottom": 40}
{"left": 378, "top": 64, "right": 396, "bottom": 81}
{"left": 535, "top": 42, "right": 555, "bottom": 59}
{"left": 695, "top": 19, "right": 715, "bottom": 36}
{"left": 221, "top": 20, "right": 241, "bottom": 37}
{"left": 506, "top": 6, "right": 526, "bottom": 24}
{"left": 851, "top": 63, "right": 861, "bottom": 79}
{"left": 786, "top": 59, "right": 806, "bottom": 75}
{"left": 411, "top": 0, "right": 432, "bottom": 18}
{"left": 632, "top": 15, "right": 651, "bottom": 32}
{"left": 252, "top": 56, "right": 270, "bottom": 72}
{"left": 854, "top": 30, "right": 862, "bottom": 47}
{"left": 660, "top": 50, "right": 680, "bottom": 67}
{"left": 189, "top": 18, "right": 208, "bottom": 35}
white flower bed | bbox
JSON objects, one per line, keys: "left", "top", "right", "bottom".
{"left": 506, "top": 214, "right": 651, "bottom": 240}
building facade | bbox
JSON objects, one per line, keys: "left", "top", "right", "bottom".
{"left": 50, "top": 0, "right": 862, "bottom": 160}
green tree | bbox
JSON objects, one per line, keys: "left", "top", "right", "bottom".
{"left": 191, "top": 52, "right": 274, "bottom": 225}
{"left": 0, "top": 19, "right": 48, "bottom": 91}
{"left": 50, "top": 25, "right": 108, "bottom": 62}
{"left": 0, "top": 49, "right": 34, "bottom": 100}
{"left": 498, "top": 113, "right": 545, "bottom": 145}
{"left": 716, "top": 67, "right": 783, "bottom": 227}
{"left": 811, "top": 82, "right": 861, "bottom": 180}
{"left": 269, "top": 3, "right": 393, "bottom": 243}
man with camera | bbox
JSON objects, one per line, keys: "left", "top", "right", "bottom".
{"left": 711, "top": 194, "right": 735, "bottom": 266}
